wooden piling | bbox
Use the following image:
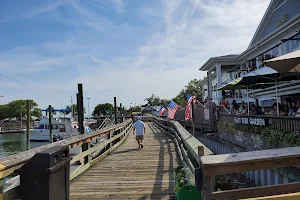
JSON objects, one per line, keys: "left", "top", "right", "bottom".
{"left": 78, "top": 84, "right": 84, "bottom": 134}
{"left": 78, "top": 84, "right": 89, "bottom": 164}
{"left": 120, "top": 103, "right": 123, "bottom": 122}
{"left": 48, "top": 105, "right": 52, "bottom": 143}
{"left": 114, "top": 97, "right": 117, "bottom": 124}
{"left": 26, "top": 100, "right": 30, "bottom": 150}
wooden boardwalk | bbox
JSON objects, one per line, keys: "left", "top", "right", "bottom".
{"left": 70, "top": 122, "right": 180, "bottom": 200}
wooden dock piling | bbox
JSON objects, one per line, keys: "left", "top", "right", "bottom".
{"left": 26, "top": 100, "right": 30, "bottom": 150}
{"left": 48, "top": 105, "right": 52, "bottom": 143}
{"left": 114, "top": 97, "right": 117, "bottom": 124}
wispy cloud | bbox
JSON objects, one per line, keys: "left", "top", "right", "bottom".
{"left": 112, "top": 0, "right": 126, "bottom": 14}
{"left": 0, "top": 0, "right": 68, "bottom": 23}
{"left": 0, "top": 0, "right": 270, "bottom": 110}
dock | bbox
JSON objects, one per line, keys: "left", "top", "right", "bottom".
{"left": 70, "top": 123, "right": 179, "bottom": 199}
{"left": 2, "top": 116, "right": 300, "bottom": 200}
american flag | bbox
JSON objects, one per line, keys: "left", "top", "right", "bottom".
{"left": 158, "top": 106, "right": 166, "bottom": 117}
{"left": 167, "top": 100, "right": 180, "bottom": 119}
{"left": 185, "top": 94, "right": 197, "bottom": 121}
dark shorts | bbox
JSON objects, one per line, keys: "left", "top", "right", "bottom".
{"left": 136, "top": 135, "right": 143, "bottom": 141}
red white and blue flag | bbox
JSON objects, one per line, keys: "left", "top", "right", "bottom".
{"left": 185, "top": 93, "right": 197, "bottom": 121}
{"left": 158, "top": 106, "right": 166, "bottom": 117}
{"left": 167, "top": 100, "right": 180, "bottom": 119}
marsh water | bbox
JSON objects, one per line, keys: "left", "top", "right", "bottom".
{"left": 0, "top": 133, "right": 47, "bottom": 158}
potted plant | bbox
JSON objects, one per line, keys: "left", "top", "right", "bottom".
{"left": 174, "top": 166, "right": 201, "bottom": 200}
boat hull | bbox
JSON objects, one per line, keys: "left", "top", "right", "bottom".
{"left": 29, "top": 129, "right": 79, "bottom": 142}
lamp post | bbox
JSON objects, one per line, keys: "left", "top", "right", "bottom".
{"left": 130, "top": 103, "right": 132, "bottom": 114}
{"left": 86, "top": 97, "right": 91, "bottom": 119}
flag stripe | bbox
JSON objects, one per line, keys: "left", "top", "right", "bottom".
{"left": 158, "top": 107, "right": 166, "bottom": 117}
{"left": 185, "top": 94, "right": 197, "bottom": 121}
{"left": 167, "top": 101, "right": 179, "bottom": 119}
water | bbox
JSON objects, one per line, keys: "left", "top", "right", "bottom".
{"left": 0, "top": 133, "right": 48, "bottom": 158}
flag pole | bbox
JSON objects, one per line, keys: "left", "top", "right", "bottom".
{"left": 191, "top": 99, "right": 195, "bottom": 136}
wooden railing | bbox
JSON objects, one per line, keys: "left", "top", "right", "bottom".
{"left": 199, "top": 146, "right": 300, "bottom": 200}
{"left": 153, "top": 117, "right": 213, "bottom": 175}
{"left": 0, "top": 119, "right": 132, "bottom": 199}
{"left": 219, "top": 114, "right": 300, "bottom": 132}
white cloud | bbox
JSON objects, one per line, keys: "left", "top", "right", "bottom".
{"left": 0, "top": 0, "right": 271, "bottom": 110}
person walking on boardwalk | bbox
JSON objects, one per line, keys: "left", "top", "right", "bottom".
{"left": 133, "top": 116, "right": 145, "bottom": 149}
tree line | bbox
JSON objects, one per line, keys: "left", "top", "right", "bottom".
{"left": 89, "top": 79, "right": 203, "bottom": 116}
{"left": 144, "top": 79, "right": 203, "bottom": 107}
{"left": 0, "top": 100, "right": 42, "bottom": 120}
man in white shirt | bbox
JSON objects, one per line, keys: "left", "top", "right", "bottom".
{"left": 133, "top": 116, "right": 145, "bottom": 149}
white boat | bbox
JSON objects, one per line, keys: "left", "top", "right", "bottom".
{"left": 29, "top": 117, "right": 91, "bottom": 142}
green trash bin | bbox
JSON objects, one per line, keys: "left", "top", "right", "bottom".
{"left": 176, "top": 184, "right": 201, "bottom": 200}
{"left": 174, "top": 166, "right": 201, "bottom": 200}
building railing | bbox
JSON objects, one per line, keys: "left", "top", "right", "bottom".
{"left": 219, "top": 114, "right": 300, "bottom": 132}
{"left": 153, "top": 117, "right": 213, "bottom": 176}
{"left": 199, "top": 146, "right": 300, "bottom": 200}
{"left": 0, "top": 119, "right": 133, "bottom": 199}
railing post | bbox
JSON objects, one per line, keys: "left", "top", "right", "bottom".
{"left": 0, "top": 178, "right": 3, "bottom": 198}
{"left": 197, "top": 146, "right": 214, "bottom": 200}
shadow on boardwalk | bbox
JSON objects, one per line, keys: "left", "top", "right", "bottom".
{"left": 148, "top": 123, "right": 176, "bottom": 200}
{"left": 70, "top": 122, "right": 179, "bottom": 200}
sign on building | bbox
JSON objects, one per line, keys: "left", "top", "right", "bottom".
{"left": 234, "top": 117, "right": 268, "bottom": 126}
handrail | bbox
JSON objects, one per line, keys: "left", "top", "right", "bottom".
{"left": 200, "top": 146, "right": 300, "bottom": 200}
{"left": 153, "top": 116, "right": 213, "bottom": 175}
{"left": 0, "top": 119, "right": 133, "bottom": 199}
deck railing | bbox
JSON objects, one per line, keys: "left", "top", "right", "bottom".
{"left": 199, "top": 146, "right": 300, "bottom": 200}
{"left": 153, "top": 117, "right": 213, "bottom": 175}
{"left": 0, "top": 119, "right": 132, "bottom": 199}
{"left": 219, "top": 114, "right": 300, "bottom": 132}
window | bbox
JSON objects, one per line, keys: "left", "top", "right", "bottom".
{"left": 271, "top": 46, "right": 279, "bottom": 58}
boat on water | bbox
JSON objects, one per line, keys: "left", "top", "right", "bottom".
{"left": 28, "top": 117, "right": 91, "bottom": 142}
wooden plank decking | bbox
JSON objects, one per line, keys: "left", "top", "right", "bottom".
{"left": 70, "top": 122, "right": 180, "bottom": 200}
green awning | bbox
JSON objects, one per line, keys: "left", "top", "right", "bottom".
{"left": 216, "top": 78, "right": 288, "bottom": 91}
{"left": 216, "top": 78, "right": 244, "bottom": 90}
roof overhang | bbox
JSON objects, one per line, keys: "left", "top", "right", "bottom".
{"left": 239, "top": 14, "right": 300, "bottom": 61}
{"left": 199, "top": 55, "right": 239, "bottom": 71}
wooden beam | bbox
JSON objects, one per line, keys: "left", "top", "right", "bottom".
{"left": 205, "top": 182, "right": 300, "bottom": 200}
{"left": 244, "top": 192, "right": 300, "bottom": 200}
{"left": 201, "top": 147, "right": 300, "bottom": 176}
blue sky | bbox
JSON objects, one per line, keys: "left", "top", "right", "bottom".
{"left": 0, "top": 0, "right": 270, "bottom": 112}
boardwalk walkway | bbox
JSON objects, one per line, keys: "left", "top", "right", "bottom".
{"left": 70, "top": 122, "right": 180, "bottom": 200}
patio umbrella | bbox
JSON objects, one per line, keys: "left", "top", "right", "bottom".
{"left": 264, "top": 50, "right": 300, "bottom": 73}
{"left": 216, "top": 76, "right": 285, "bottom": 115}
{"left": 264, "top": 51, "right": 300, "bottom": 115}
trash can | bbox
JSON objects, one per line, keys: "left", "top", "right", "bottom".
{"left": 18, "top": 146, "right": 70, "bottom": 200}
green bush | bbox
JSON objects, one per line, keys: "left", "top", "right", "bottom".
{"left": 174, "top": 167, "right": 188, "bottom": 192}
{"left": 217, "top": 121, "right": 300, "bottom": 148}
